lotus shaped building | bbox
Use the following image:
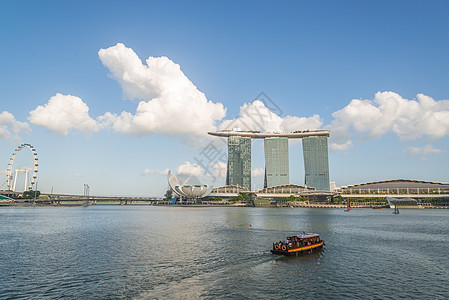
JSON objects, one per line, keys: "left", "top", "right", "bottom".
{"left": 167, "top": 170, "right": 212, "bottom": 199}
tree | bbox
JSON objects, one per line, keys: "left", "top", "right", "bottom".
{"left": 204, "top": 196, "right": 222, "bottom": 201}
{"left": 22, "top": 190, "right": 40, "bottom": 199}
{"left": 164, "top": 189, "right": 173, "bottom": 200}
{"left": 234, "top": 194, "right": 251, "bottom": 202}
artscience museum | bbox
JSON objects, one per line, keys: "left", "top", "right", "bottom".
{"left": 167, "top": 170, "right": 212, "bottom": 200}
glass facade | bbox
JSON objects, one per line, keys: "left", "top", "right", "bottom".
{"left": 226, "top": 136, "right": 251, "bottom": 190}
{"left": 302, "top": 136, "right": 330, "bottom": 191}
{"left": 264, "top": 137, "right": 289, "bottom": 188}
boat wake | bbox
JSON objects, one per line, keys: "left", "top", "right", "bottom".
{"left": 134, "top": 253, "right": 273, "bottom": 299}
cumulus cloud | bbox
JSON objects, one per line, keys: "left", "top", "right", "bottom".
{"left": 174, "top": 160, "right": 264, "bottom": 181}
{"left": 219, "top": 100, "right": 322, "bottom": 133}
{"left": 219, "top": 100, "right": 283, "bottom": 132}
{"left": 281, "top": 115, "right": 323, "bottom": 132}
{"left": 97, "top": 43, "right": 226, "bottom": 137}
{"left": 28, "top": 93, "right": 98, "bottom": 135}
{"left": 141, "top": 168, "right": 170, "bottom": 176}
{"left": 96, "top": 44, "right": 324, "bottom": 139}
{"left": 0, "top": 111, "right": 30, "bottom": 140}
{"left": 404, "top": 144, "right": 443, "bottom": 155}
{"left": 329, "top": 92, "right": 449, "bottom": 149}
{"left": 209, "top": 161, "right": 227, "bottom": 178}
{"left": 27, "top": 41, "right": 447, "bottom": 160}
{"left": 169, "top": 161, "right": 226, "bottom": 180}
{"left": 252, "top": 168, "right": 265, "bottom": 177}
{"left": 330, "top": 140, "right": 353, "bottom": 151}
{"left": 176, "top": 161, "right": 204, "bottom": 177}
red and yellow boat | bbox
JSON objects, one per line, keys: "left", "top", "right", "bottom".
{"left": 271, "top": 233, "right": 324, "bottom": 256}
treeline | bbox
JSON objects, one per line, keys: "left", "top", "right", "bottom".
{"left": 19, "top": 190, "right": 41, "bottom": 199}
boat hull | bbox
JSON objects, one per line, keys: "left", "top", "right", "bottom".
{"left": 271, "top": 242, "right": 324, "bottom": 256}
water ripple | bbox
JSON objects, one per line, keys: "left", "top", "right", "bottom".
{"left": 0, "top": 206, "right": 448, "bottom": 299}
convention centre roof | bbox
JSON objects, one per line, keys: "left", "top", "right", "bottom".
{"left": 340, "top": 179, "right": 449, "bottom": 190}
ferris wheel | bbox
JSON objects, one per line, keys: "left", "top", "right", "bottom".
{"left": 6, "top": 144, "right": 38, "bottom": 191}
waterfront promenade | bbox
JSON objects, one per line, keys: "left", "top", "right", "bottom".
{"left": 3, "top": 199, "right": 447, "bottom": 209}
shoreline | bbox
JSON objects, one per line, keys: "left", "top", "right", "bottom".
{"left": 1, "top": 202, "right": 448, "bottom": 209}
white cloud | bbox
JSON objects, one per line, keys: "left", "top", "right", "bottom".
{"left": 176, "top": 161, "right": 204, "bottom": 176}
{"left": 219, "top": 100, "right": 323, "bottom": 133}
{"left": 28, "top": 93, "right": 98, "bottom": 135}
{"left": 0, "top": 111, "right": 30, "bottom": 140}
{"left": 252, "top": 167, "right": 265, "bottom": 177}
{"left": 330, "top": 140, "right": 353, "bottom": 151}
{"left": 210, "top": 161, "right": 227, "bottom": 178}
{"left": 97, "top": 44, "right": 324, "bottom": 140}
{"left": 98, "top": 43, "right": 226, "bottom": 137}
{"left": 141, "top": 168, "right": 170, "bottom": 176}
{"left": 169, "top": 161, "right": 225, "bottom": 180}
{"left": 281, "top": 114, "right": 322, "bottom": 132}
{"left": 404, "top": 144, "right": 443, "bottom": 155}
{"left": 329, "top": 92, "right": 449, "bottom": 149}
{"left": 219, "top": 100, "right": 283, "bottom": 132}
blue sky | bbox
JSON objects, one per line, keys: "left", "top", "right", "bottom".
{"left": 1, "top": 0, "right": 449, "bottom": 196}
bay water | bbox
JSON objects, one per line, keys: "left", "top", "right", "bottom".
{"left": 1, "top": 206, "right": 448, "bottom": 299}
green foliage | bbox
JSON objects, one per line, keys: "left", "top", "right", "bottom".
{"left": 339, "top": 197, "right": 387, "bottom": 202}
{"left": 203, "top": 196, "right": 223, "bottom": 201}
{"left": 332, "top": 196, "right": 344, "bottom": 203}
{"left": 21, "top": 190, "right": 40, "bottom": 199}
{"left": 163, "top": 189, "right": 173, "bottom": 200}
{"left": 420, "top": 197, "right": 449, "bottom": 204}
{"left": 233, "top": 194, "right": 251, "bottom": 202}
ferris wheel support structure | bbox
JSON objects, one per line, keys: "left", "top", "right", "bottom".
{"left": 6, "top": 144, "right": 39, "bottom": 192}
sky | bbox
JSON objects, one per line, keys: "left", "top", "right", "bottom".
{"left": 1, "top": 0, "right": 449, "bottom": 196}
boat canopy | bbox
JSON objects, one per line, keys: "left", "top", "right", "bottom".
{"left": 288, "top": 233, "right": 319, "bottom": 239}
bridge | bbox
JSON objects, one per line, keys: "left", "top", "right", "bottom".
{"left": 0, "top": 191, "right": 164, "bottom": 205}
{"left": 41, "top": 193, "right": 163, "bottom": 204}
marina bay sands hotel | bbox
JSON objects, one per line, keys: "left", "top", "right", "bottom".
{"left": 208, "top": 129, "right": 330, "bottom": 191}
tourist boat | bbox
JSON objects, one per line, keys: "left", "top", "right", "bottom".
{"left": 271, "top": 233, "right": 324, "bottom": 256}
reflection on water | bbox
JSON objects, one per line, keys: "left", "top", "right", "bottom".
{"left": 0, "top": 206, "right": 448, "bottom": 299}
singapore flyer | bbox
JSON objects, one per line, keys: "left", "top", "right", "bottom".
{"left": 6, "top": 144, "right": 38, "bottom": 192}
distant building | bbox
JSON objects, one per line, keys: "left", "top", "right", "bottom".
{"left": 208, "top": 129, "right": 331, "bottom": 191}
{"left": 256, "top": 184, "right": 316, "bottom": 195}
{"left": 302, "top": 136, "right": 330, "bottom": 191}
{"left": 227, "top": 136, "right": 251, "bottom": 190}
{"left": 264, "top": 137, "right": 289, "bottom": 188}
{"left": 167, "top": 171, "right": 212, "bottom": 200}
{"left": 209, "top": 185, "right": 250, "bottom": 197}
{"left": 209, "top": 183, "right": 333, "bottom": 202}
{"left": 338, "top": 179, "right": 449, "bottom": 196}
